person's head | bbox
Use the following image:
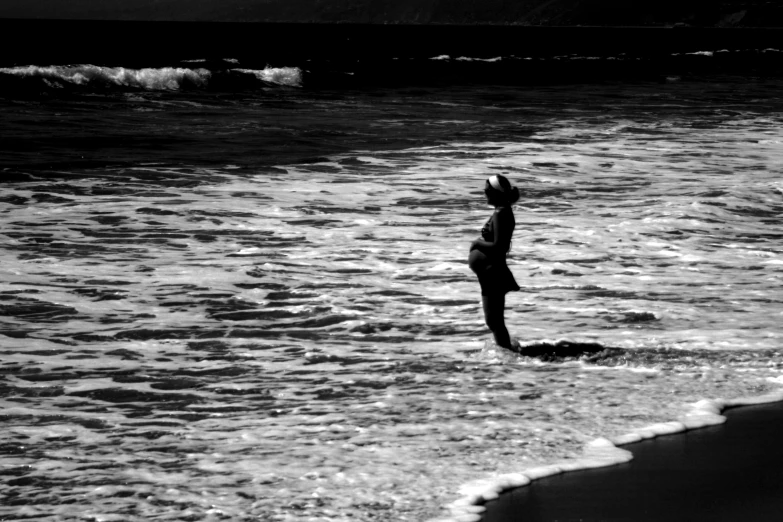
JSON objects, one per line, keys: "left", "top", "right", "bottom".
{"left": 484, "top": 174, "right": 520, "bottom": 206}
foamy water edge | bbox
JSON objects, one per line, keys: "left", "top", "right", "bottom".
{"left": 432, "top": 388, "right": 783, "bottom": 522}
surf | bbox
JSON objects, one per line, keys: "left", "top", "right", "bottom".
{"left": 0, "top": 63, "right": 302, "bottom": 92}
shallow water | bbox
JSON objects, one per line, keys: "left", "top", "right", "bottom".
{"left": 2, "top": 74, "right": 783, "bottom": 521}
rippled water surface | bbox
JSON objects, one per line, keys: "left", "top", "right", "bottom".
{"left": 2, "top": 77, "right": 783, "bottom": 521}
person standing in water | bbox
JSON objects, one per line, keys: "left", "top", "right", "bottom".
{"left": 468, "top": 174, "right": 521, "bottom": 349}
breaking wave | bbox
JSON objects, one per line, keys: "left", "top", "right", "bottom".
{"left": 233, "top": 67, "right": 303, "bottom": 86}
{"left": 0, "top": 65, "right": 212, "bottom": 90}
{"left": 0, "top": 64, "right": 303, "bottom": 91}
{"left": 0, "top": 48, "right": 780, "bottom": 95}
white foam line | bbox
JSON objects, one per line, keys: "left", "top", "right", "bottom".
{"left": 427, "top": 389, "right": 783, "bottom": 522}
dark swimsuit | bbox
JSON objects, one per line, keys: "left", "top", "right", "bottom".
{"left": 468, "top": 208, "right": 520, "bottom": 296}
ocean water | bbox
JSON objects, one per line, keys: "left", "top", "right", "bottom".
{"left": 2, "top": 45, "right": 783, "bottom": 522}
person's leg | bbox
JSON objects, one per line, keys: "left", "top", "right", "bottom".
{"left": 482, "top": 293, "right": 513, "bottom": 349}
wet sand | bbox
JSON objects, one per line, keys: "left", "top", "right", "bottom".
{"left": 481, "top": 400, "right": 783, "bottom": 522}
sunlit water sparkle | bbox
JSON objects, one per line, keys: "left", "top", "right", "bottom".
{"left": 2, "top": 78, "right": 783, "bottom": 521}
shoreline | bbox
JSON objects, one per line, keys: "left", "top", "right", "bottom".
{"left": 429, "top": 389, "right": 783, "bottom": 522}
{"left": 2, "top": 49, "right": 783, "bottom": 521}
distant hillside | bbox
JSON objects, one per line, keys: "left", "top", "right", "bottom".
{"left": 1, "top": 0, "right": 781, "bottom": 27}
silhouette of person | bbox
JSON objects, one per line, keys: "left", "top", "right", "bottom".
{"left": 468, "top": 174, "right": 520, "bottom": 349}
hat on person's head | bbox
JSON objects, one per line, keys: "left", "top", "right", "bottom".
{"left": 487, "top": 175, "right": 509, "bottom": 192}
{"left": 485, "top": 174, "right": 520, "bottom": 204}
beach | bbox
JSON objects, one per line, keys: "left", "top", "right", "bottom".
{"left": 2, "top": 25, "right": 783, "bottom": 521}
{"left": 480, "top": 399, "right": 783, "bottom": 522}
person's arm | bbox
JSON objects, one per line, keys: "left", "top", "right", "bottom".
{"left": 471, "top": 208, "right": 514, "bottom": 255}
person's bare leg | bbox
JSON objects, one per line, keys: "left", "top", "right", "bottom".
{"left": 482, "top": 294, "right": 513, "bottom": 349}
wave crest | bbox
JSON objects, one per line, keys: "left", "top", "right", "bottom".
{"left": 0, "top": 64, "right": 302, "bottom": 91}
{"left": 233, "top": 67, "right": 302, "bottom": 87}
{"left": 0, "top": 65, "right": 212, "bottom": 90}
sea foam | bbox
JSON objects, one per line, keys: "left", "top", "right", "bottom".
{"left": 233, "top": 67, "right": 302, "bottom": 87}
{"left": 0, "top": 64, "right": 302, "bottom": 90}
{"left": 0, "top": 64, "right": 211, "bottom": 90}
{"left": 432, "top": 392, "right": 783, "bottom": 522}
